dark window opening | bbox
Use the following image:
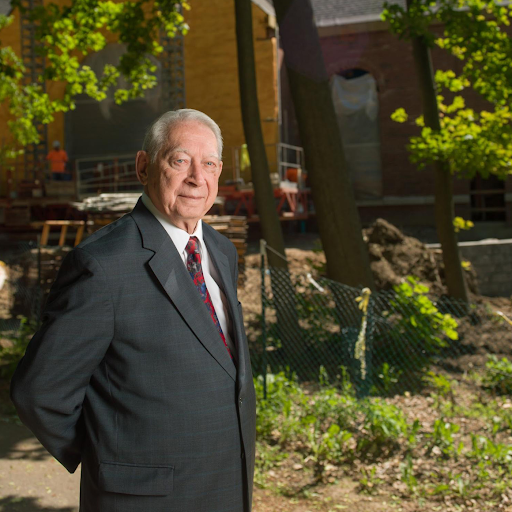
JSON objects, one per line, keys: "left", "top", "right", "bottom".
{"left": 470, "top": 174, "right": 506, "bottom": 222}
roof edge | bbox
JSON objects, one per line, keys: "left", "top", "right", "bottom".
{"left": 251, "top": 0, "right": 275, "bottom": 17}
{"left": 316, "top": 13, "right": 384, "bottom": 28}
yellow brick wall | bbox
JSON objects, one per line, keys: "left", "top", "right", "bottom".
{"left": 0, "top": 0, "right": 279, "bottom": 192}
{"left": 183, "top": 0, "right": 279, "bottom": 183}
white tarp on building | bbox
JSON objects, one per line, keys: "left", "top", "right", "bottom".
{"left": 331, "top": 73, "right": 383, "bottom": 198}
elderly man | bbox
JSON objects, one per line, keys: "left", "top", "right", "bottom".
{"left": 11, "top": 109, "right": 256, "bottom": 512}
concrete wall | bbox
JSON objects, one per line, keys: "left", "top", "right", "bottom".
{"left": 428, "top": 239, "right": 512, "bottom": 297}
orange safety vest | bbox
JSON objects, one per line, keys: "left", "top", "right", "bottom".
{"left": 47, "top": 149, "right": 68, "bottom": 173}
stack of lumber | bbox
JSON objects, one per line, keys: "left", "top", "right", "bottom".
{"left": 72, "top": 193, "right": 140, "bottom": 213}
{"left": 203, "top": 215, "right": 248, "bottom": 285}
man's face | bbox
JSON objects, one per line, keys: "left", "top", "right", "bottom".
{"left": 136, "top": 120, "right": 222, "bottom": 233}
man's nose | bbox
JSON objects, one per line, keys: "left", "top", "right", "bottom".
{"left": 186, "top": 160, "right": 206, "bottom": 186}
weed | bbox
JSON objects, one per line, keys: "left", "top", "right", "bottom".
{"left": 357, "top": 399, "right": 409, "bottom": 458}
{"left": 483, "top": 356, "right": 512, "bottom": 395}
{"left": 400, "top": 454, "right": 418, "bottom": 494}
{"left": 359, "top": 465, "right": 383, "bottom": 495}
{"left": 426, "top": 419, "right": 463, "bottom": 458}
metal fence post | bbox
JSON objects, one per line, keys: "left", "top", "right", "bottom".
{"left": 260, "top": 239, "right": 267, "bottom": 400}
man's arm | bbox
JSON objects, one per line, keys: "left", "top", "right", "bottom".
{"left": 10, "top": 248, "right": 114, "bottom": 473}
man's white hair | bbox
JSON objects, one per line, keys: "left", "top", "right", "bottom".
{"left": 142, "top": 109, "right": 223, "bottom": 163}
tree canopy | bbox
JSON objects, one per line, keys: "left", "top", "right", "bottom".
{"left": 383, "top": 0, "right": 512, "bottom": 180}
{"left": 0, "top": 0, "right": 189, "bottom": 161}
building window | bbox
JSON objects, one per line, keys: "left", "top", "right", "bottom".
{"left": 331, "top": 68, "right": 383, "bottom": 198}
{"left": 470, "top": 174, "right": 506, "bottom": 222}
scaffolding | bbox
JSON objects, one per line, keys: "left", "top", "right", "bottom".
{"left": 159, "top": 19, "right": 186, "bottom": 110}
{"left": 19, "top": 0, "right": 48, "bottom": 180}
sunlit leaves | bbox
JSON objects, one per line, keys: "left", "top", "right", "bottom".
{"left": 385, "top": 0, "right": 512, "bottom": 180}
{"left": 0, "top": 0, "right": 188, "bottom": 160}
{"left": 391, "top": 108, "right": 409, "bottom": 123}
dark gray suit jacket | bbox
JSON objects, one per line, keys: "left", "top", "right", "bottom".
{"left": 10, "top": 199, "right": 256, "bottom": 512}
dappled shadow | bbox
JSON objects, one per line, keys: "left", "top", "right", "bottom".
{"left": 0, "top": 418, "right": 50, "bottom": 462}
{"left": 0, "top": 496, "right": 76, "bottom": 512}
{"left": 0, "top": 381, "right": 51, "bottom": 461}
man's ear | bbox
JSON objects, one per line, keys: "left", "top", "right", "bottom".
{"left": 136, "top": 151, "right": 150, "bottom": 186}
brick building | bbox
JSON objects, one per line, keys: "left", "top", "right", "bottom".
{"left": 282, "top": 0, "right": 512, "bottom": 236}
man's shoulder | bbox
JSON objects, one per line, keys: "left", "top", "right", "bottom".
{"left": 76, "top": 213, "right": 139, "bottom": 257}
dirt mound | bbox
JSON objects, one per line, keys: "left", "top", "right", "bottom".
{"left": 364, "top": 219, "right": 478, "bottom": 294}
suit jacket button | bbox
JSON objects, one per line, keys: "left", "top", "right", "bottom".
{"left": 239, "top": 397, "right": 243, "bottom": 406}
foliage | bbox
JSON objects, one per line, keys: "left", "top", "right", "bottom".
{"left": 357, "top": 398, "right": 412, "bottom": 457}
{"left": 0, "top": 316, "right": 36, "bottom": 379}
{"left": 453, "top": 216, "right": 474, "bottom": 233}
{"left": 374, "top": 362, "right": 402, "bottom": 395}
{"left": 382, "top": 0, "right": 512, "bottom": 181}
{"left": 390, "top": 277, "right": 458, "bottom": 352}
{"left": 482, "top": 355, "right": 512, "bottom": 394}
{"left": 0, "top": 0, "right": 189, "bottom": 161}
{"left": 254, "top": 369, "right": 512, "bottom": 507}
{"left": 426, "top": 418, "right": 463, "bottom": 458}
{"left": 400, "top": 454, "right": 418, "bottom": 494}
{"left": 373, "top": 277, "right": 459, "bottom": 390}
{"left": 255, "top": 371, "right": 418, "bottom": 483}
{"left": 424, "top": 371, "right": 457, "bottom": 411}
{"left": 358, "top": 465, "right": 383, "bottom": 495}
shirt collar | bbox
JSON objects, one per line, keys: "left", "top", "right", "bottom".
{"left": 141, "top": 192, "right": 204, "bottom": 255}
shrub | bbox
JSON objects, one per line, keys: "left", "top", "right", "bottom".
{"left": 0, "top": 316, "right": 36, "bottom": 379}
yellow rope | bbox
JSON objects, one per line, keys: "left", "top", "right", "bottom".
{"left": 495, "top": 310, "right": 512, "bottom": 327}
{"left": 355, "top": 287, "right": 372, "bottom": 380}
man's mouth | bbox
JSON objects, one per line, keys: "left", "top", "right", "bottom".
{"left": 180, "top": 195, "right": 203, "bottom": 200}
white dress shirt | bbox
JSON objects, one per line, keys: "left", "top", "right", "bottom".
{"left": 141, "top": 193, "right": 236, "bottom": 358}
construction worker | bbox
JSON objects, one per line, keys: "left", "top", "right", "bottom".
{"left": 46, "top": 140, "right": 70, "bottom": 181}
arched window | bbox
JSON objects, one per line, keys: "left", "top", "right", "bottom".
{"left": 331, "top": 68, "right": 383, "bottom": 198}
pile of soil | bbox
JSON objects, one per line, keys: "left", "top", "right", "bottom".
{"left": 363, "top": 219, "right": 478, "bottom": 295}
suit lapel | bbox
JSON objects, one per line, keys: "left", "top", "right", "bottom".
{"left": 130, "top": 199, "right": 236, "bottom": 382}
{"left": 203, "top": 224, "right": 247, "bottom": 387}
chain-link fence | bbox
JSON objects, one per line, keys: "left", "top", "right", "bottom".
{"left": 2, "top": 239, "right": 511, "bottom": 397}
{"left": 253, "top": 245, "right": 512, "bottom": 397}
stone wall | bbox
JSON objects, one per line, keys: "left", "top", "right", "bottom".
{"left": 428, "top": 239, "right": 512, "bottom": 297}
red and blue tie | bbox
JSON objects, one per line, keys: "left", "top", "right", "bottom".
{"left": 185, "top": 236, "right": 233, "bottom": 360}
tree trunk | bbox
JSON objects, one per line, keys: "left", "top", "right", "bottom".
{"left": 235, "top": 0, "right": 302, "bottom": 357}
{"left": 272, "top": 0, "right": 375, "bottom": 290}
{"left": 235, "top": 0, "right": 287, "bottom": 270}
{"left": 407, "top": 0, "right": 468, "bottom": 302}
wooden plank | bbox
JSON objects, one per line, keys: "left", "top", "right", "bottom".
{"left": 58, "top": 225, "right": 68, "bottom": 247}
{"left": 40, "top": 223, "right": 51, "bottom": 245}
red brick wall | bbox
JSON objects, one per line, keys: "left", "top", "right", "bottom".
{"left": 318, "top": 26, "right": 491, "bottom": 199}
